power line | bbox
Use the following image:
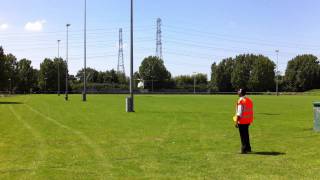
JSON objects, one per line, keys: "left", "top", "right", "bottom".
{"left": 164, "top": 24, "right": 320, "bottom": 49}
{"left": 164, "top": 39, "right": 298, "bottom": 56}
{"left": 135, "top": 46, "right": 220, "bottom": 60}
{"left": 1, "top": 38, "right": 148, "bottom": 47}
{"left": 0, "top": 25, "right": 155, "bottom": 37}
{"left": 2, "top": 38, "right": 154, "bottom": 51}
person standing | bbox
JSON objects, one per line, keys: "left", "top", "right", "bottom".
{"left": 234, "top": 88, "right": 254, "bottom": 154}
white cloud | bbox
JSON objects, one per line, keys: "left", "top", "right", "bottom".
{"left": 0, "top": 23, "right": 9, "bottom": 30}
{"left": 25, "top": 20, "right": 46, "bottom": 32}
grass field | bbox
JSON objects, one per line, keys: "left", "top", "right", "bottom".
{"left": 0, "top": 94, "right": 320, "bottom": 179}
{"left": 304, "top": 89, "right": 320, "bottom": 96}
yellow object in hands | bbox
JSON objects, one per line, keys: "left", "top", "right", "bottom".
{"left": 233, "top": 115, "right": 238, "bottom": 122}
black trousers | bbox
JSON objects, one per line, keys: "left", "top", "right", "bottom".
{"left": 238, "top": 124, "right": 251, "bottom": 153}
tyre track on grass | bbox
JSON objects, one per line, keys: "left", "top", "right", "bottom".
{"left": 196, "top": 111, "right": 209, "bottom": 179}
{"left": 8, "top": 105, "right": 47, "bottom": 175}
{"left": 23, "top": 103, "right": 112, "bottom": 176}
{"left": 146, "top": 109, "right": 180, "bottom": 178}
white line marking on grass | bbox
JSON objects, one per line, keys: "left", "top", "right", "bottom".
{"left": 22, "top": 95, "right": 31, "bottom": 104}
{"left": 23, "top": 103, "right": 113, "bottom": 177}
{"left": 9, "top": 105, "right": 47, "bottom": 174}
{"left": 23, "top": 104, "right": 105, "bottom": 159}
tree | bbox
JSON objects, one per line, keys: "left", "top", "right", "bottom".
{"left": 247, "top": 55, "right": 275, "bottom": 92}
{"left": 230, "top": 54, "right": 276, "bottom": 92}
{"left": 133, "top": 71, "right": 141, "bottom": 80}
{"left": 107, "top": 69, "right": 119, "bottom": 84}
{"left": 210, "top": 63, "right": 218, "bottom": 91}
{"left": 117, "top": 72, "right": 128, "bottom": 85}
{"left": 139, "top": 56, "right": 171, "bottom": 89}
{"left": 0, "top": 46, "right": 7, "bottom": 90}
{"left": 284, "top": 54, "right": 320, "bottom": 92}
{"left": 211, "top": 58, "right": 234, "bottom": 92}
{"left": 174, "top": 75, "right": 193, "bottom": 90}
{"left": 194, "top": 73, "right": 208, "bottom": 85}
{"left": 173, "top": 73, "right": 207, "bottom": 91}
{"left": 39, "top": 58, "right": 67, "bottom": 92}
{"left": 212, "top": 54, "right": 276, "bottom": 92}
{"left": 53, "top": 58, "right": 67, "bottom": 92}
{"left": 4, "top": 53, "right": 19, "bottom": 92}
{"left": 0, "top": 46, "right": 19, "bottom": 92}
{"left": 76, "top": 67, "right": 99, "bottom": 83}
{"left": 16, "top": 59, "right": 38, "bottom": 93}
{"left": 231, "top": 54, "right": 254, "bottom": 90}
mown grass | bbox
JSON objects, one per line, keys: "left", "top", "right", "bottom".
{"left": 304, "top": 89, "right": 320, "bottom": 96}
{"left": 0, "top": 94, "right": 320, "bottom": 179}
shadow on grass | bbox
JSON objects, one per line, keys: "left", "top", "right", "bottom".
{"left": 0, "top": 102, "right": 23, "bottom": 105}
{"left": 302, "top": 128, "right": 314, "bottom": 131}
{"left": 251, "top": 151, "right": 285, "bottom": 156}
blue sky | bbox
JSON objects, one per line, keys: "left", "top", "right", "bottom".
{"left": 1, "top": 0, "right": 320, "bottom": 77}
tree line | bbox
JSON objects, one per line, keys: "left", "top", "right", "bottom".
{"left": 0, "top": 46, "right": 128, "bottom": 93}
{"left": 210, "top": 54, "right": 320, "bottom": 92}
{"left": 1, "top": 46, "right": 319, "bottom": 93}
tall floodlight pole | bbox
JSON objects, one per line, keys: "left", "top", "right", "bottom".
{"left": 44, "top": 77, "right": 47, "bottom": 93}
{"left": 193, "top": 72, "right": 197, "bottom": 94}
{"left": 126, "top": 0, "right": 134, "bottom": 112}
{"left": 57, "top": 40, "right": 61, "bottom": 96}
{"left": 9, "top": 62, "right": 13, "bottom": 94}
{"left": 8, "top": 78, "right": 11, "bottom": 94}
{"left": 276, "top": 50, "right": 279, "bottom": 96}
{"left": 83, "top": 0, "right": 87, "bottom": 102}
{"left": 65, "top": 24, "right": 70, "bottom": 101}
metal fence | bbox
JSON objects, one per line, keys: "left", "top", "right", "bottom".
{"left": 1, "top": 90, "right": 301, "bottom": 96}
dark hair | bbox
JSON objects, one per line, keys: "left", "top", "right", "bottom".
{"left": 239, "top": 88, "right": 247, "bottom": 96}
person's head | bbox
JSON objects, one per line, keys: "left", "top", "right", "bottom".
{"left": 237, "top": 88, "right": 247, "bottom": 97}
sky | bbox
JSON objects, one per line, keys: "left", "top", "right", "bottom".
{"left": 1, "top": 0, "right": 320, "bottom": 77}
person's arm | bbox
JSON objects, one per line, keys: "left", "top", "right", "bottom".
{"left": 235, "top": 104, "right": 243, "bottom": 127}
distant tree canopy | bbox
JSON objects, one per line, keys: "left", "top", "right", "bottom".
{"left": 174, "top": 74, "right": 207, "bottom": 87}
{"left": 0, "top": 47, "right": 39, "bottom": 92}
{"left": 39, "top": 58, "right": 67, "bottom": 92}
{"left": 76, "top": 68, "right": 127, "bottom": 85}
{"left": 16, "top": 59, "right": 38, "bottom": 92}
{"left": 76, "top": 67, "right": 99, "bottom": 83}
{"left": 139, "top": 56, "right": 172, "bottom": 89}
{"left": 0, "top": 47, "right": 10, "bottom": 90}
{"left": 211, "top": 54, "right": 275, "bottom": 92}
{"left": 211, "top": 58, "right": 234, "bottom": 92}
{"left": 284, "top": 54, "right": 320, "bottom": 92}
{"left": 1, "top": 45, "right": 320, "bottom": 93}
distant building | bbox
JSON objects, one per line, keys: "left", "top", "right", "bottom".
{"left": 137, "top": 81, "right": 144, "bottom": 89}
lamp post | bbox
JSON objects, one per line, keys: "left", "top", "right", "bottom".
{"left": 9, "top": 62, "right": 13, "bottom": 94}
{"left": 148, "top": 61, "right": 154, "bottom": 92}
{"left": 57, "top": 40, "right": 61, "bottom": 96}
{"left": 65, "top": 24, "right": 70, "bottom": 101}
{"left": 193, "top": 72, "right": 197, "bottom": 94}
{"left": 83, "top": 0, "right": 87, "bottom": 102}
{"left": 126, "top": 0, "right": 134, "bottom": 112}
{"left": 44, "top": 77, "right": 48, "bottom": 93}
{"left": 275, "top": 50, "right": 279, "bottom": 96}
{"left": 8, "top": 78, "right": 11, "bottom": 94}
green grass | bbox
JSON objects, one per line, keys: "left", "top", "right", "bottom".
{"left": 0, "top": 94, "right": 320, "bottom": 179}
{"left": 304, "top": 89, "right": 320, "bottom": 96}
